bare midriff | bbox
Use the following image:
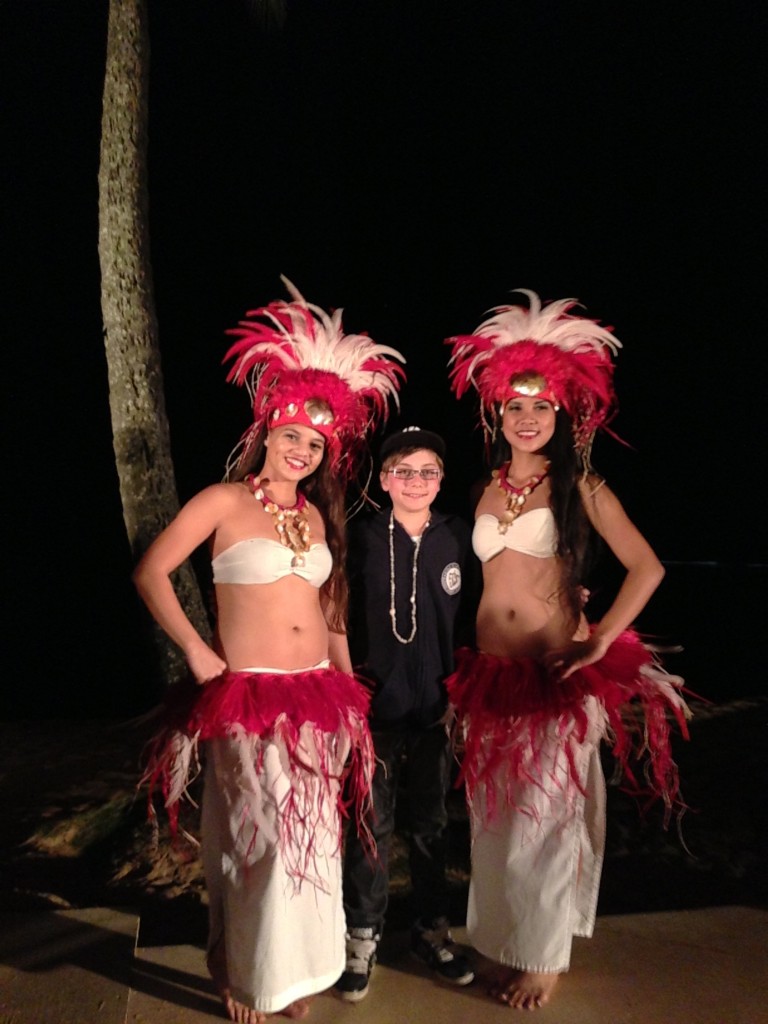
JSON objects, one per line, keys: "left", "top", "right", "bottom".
{"left": 214, "top": 575, "right": 330, "bottom": 672}
{"left": 476, "top": 547, "right": 583, "bottom": 659}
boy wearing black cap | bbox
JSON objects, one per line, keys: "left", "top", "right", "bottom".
{"left": 336, "top": 426, "right": 476, "bottom": 1002}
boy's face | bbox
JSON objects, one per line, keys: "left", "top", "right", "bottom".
{"left": 380, "top": 448, "right": 442, "bottom": 517}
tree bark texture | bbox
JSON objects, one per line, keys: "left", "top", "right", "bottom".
{"left": 99, "top": 0, "right": 211, "bottom": 683}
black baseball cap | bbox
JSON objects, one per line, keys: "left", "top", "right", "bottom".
{"left": 379, "top": 425, "right": 446, "bottom": 462}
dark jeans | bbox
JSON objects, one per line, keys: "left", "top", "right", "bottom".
{"left": 343, "top": 722, "right": 451, "bottom": 935}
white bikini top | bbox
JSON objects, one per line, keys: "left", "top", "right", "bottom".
{"left": 472, "top": 508, "right": 558, "bottom": 562}
{"left": 211, "top": 537, "right": 333, "bottom": 587}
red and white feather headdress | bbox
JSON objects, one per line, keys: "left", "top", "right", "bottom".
{"left": 447, "top": 289, "right": 621, "bottom": 451}
{"left": 224, "top": 277, "right": 405, "bottom": 476}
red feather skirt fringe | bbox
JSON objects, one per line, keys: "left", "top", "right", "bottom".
{"left": 445, "top": 630, "right": 690, "bottom": 825}
{"left": 142, "top": 666, "right": 375, "bottom": 885}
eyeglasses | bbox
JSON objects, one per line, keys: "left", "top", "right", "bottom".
{"left": 388, "top": 467, "right": 442, "bottom": 481}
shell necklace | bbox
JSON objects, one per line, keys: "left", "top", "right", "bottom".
{"left": 493, "top": 460, "right": 550, "bottom": 534}
{"left": 246, "top": 474, "right": 311, "bottom": 567}
{"left": 388, "top": 511, "right": 429, "bottom": 644}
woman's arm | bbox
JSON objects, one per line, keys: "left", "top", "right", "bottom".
{"left": 320, "top": 589, "right": 353, "bottom": 673}
{"left": 544, "top": 480, "right": 664, "bottom": 678}
{"left": 328, "top": 629, "right": 354, "bottom": 675}
{"left": 132, "top": 485, "right": 233, "bottom": 683}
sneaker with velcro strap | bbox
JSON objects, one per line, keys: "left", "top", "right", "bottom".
{"left": 335, "top": 926, "right": 380, "bottom": 1002}
{"left": 411, "top": 917, "right": 475, "bottom": 986}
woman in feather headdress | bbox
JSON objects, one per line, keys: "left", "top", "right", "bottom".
{"left": 133, "top": 278, "right": 404, "bottom": 1024}
{"left": 445, "top": 291, "right": 689, "bottom": 1010}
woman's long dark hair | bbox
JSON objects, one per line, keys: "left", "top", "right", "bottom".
{"left": 489, "top": 409, "right": 597, "bottom": 621}
{"left": 228, "top": 427, "right": 350, "bottom": 632}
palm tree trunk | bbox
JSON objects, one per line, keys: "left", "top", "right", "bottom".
{"left": 98, "top": 0, "right": 211, "bottom": 684}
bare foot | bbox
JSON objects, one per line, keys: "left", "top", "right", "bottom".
{"left": 207, "top": 937, "right": 267, "bottom": 1024}
{"left": 488, "top": 967, "right": 559, "bottom": 1009}
{"left": 279, "top": 996, "right": 314, "bottom": 1019}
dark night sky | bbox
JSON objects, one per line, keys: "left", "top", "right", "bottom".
{"left": 2, "top": 1, "right": 765, "bottom": 717}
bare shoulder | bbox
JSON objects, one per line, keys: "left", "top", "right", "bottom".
{"left": 577, "top": 473, "right": 661, "bottom": 572}
{"left": 577, "top": 476, "right": 654, "bottom": 558}
{"left": 578, "top": 473, "right": 615, "bottom": 507}
{"left": 577, "top": 474, "right": 627, "bottom": 524}
{"left": 576, "top": 471, "right": 607, "bottom": 499}
{"left": 204, "top": 480, "right": 256, "bottom": 505}
{"left": 135, "top": 482, "right": 248, "bottom": 574}
{"left": 174, "top": 482, "right": 251, "bottom": 530}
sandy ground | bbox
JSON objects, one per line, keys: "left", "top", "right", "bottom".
{"left": 1, "top": 697, "right": 766, "bottom": 921}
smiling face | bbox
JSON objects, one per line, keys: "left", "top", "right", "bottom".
{"left": 263, "top": 423, "right": 326, "bottom": 481}
{"left": 501, "top": 395, "right": 557, "bottom": 455}
{"left": 380, "top": 448, "right": 443, "bottom": 518}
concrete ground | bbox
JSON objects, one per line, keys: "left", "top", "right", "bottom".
{"left": 0, "top": 905, "right": 765, "bottom": 1024}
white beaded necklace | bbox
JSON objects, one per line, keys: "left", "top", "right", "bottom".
{"left": 388, "top": 511, "right": 428, "bottom": 644}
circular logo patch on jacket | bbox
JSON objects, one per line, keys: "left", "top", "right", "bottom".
{"left": 441, "top": 562, "right": 462, "bottom": 595}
